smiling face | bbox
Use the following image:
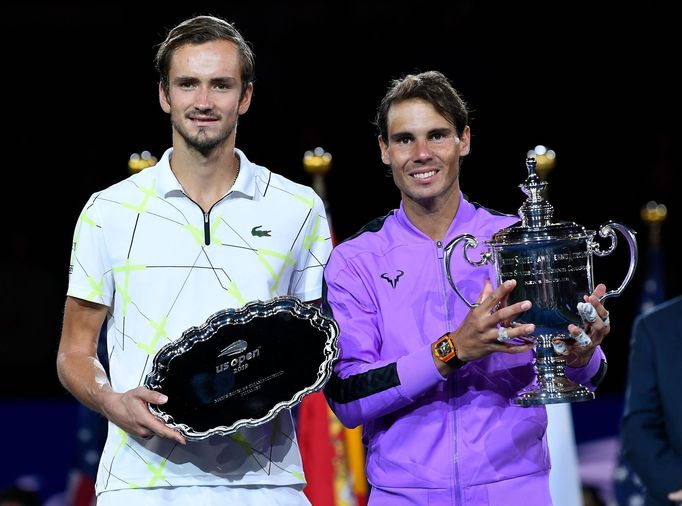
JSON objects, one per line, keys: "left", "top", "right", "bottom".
{"left": 159, "top": 39, "right": 253, "bottom": 154}
{"left": 379, "top": 98, "right": 470, "bottom": 212}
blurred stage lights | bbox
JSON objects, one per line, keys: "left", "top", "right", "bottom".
{"left": 303, "top": 146, "right": 332, "bottom": 175}
{"left": 527, "top": 145, "right": 556, "bottom": 179}
{"left": 128, "top": 151, "right": 158, "bottom": 173}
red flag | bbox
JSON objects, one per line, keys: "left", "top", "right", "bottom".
{"left": 298, "top": 392, "right": 337, "bottom": 505}
{"left": 299, "top": 148, "right": 368, "bottom": 506}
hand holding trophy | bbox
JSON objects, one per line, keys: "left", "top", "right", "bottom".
{"left": 444, "top": 156, "right": 638, "bottom": 405}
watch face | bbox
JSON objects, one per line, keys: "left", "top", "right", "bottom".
{"left": 436, "top": 340, "right": 452, "bottom": 357}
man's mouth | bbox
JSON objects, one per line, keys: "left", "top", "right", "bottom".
{"left": 412, "top": 170, "right": 436, "bottom": 180}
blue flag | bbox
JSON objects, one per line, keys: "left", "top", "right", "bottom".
{"left": 637, "top": 246, "right": 666, "bottom": 315}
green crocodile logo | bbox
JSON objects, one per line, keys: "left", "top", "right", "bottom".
{"left": 251, "top": 225, "right": 272, "bottom": 237}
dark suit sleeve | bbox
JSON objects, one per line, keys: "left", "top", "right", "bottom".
{"left": 620, "top": 309, "right": 682, "bottom": 501}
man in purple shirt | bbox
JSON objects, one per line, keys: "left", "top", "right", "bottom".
{"left": 323, "top": 71, "right": 611, "bottom": 505}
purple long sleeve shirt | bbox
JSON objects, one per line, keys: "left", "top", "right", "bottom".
{"left": 323, "top": 195, "right": 606, "bottom": 505}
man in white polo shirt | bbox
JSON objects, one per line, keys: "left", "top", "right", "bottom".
{"left": 56, "top": 15, "right": 332, "bottom": 506}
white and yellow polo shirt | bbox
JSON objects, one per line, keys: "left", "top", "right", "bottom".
{"left": 67, "top": 147, "right": 332, "bottom": 494}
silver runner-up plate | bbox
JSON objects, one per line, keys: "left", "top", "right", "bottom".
{"left": 144, "top": 296, "right": 339, "bottom": 440}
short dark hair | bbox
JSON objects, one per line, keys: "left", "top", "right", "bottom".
{"left": 375, "top": 71, "right": 469, "bottom": 142}
{"left": 155, "top": 15, "right": 255, "bottom": 99}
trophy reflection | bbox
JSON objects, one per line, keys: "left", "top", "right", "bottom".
{"left": 444, "top": 157, "right": 638, "bottom": 406}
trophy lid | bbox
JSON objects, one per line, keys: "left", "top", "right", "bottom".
{"left": 490, "top": 157, "right": 589, "bottom": 245}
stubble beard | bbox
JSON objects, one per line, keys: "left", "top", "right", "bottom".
{"left": 398, "top": 166, "right": 460, "bottom": 210}
{"left": 173, "top": 119, "right": 236, "bottom": 156}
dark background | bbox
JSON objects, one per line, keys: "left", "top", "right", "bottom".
{"left": 3, "top": 1, "right": 680, "bottom": 401}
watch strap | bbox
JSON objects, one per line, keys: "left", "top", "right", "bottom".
{"left": 434, "top": 333, "right": 466, "bottom": 369}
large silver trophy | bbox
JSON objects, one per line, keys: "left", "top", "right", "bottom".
{"left": 444, "top": 157, "right": 638, "bottom": 406}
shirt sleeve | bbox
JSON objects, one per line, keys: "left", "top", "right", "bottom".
{"left": 290, "top": 192, "right": 332, "bottom": 302}
{"left": 322, "top": 249, "right": 446, "bottom": 429}
{"left": 66, "top": 193, "right": 114, "bottom": 307}
{"left": 565, "top": 345, "right": 607, "bottom": 390}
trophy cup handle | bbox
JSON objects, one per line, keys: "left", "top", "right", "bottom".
{"left": 443, "top": 234, "right": 493, "bottom": 308}
{"left": 590, "top": 221, "right": 639, "bottom": 302}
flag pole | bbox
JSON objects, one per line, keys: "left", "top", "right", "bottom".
{"left": 301, "top": 147, "right": 368, "bottom": 506}
{"left": 638, "top": 200, "right": 667, "bottom": 314}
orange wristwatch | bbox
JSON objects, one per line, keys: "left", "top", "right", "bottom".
{"left": 433, "top": 333, "right": 466, "bottom": 369}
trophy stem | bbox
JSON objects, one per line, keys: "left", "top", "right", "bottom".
{"left": 512, "top": 333, "right": 594, "bottom": 406}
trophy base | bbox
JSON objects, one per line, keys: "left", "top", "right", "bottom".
{"left": 512, "top": 378, "right": 594, "bottom": 406}
{"left": 512, "top": 332, "right": 596, "bottom": 406}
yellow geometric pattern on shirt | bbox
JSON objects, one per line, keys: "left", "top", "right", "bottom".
{"left": 183, "top": 217, "right": 224, "bottom": 246}
{"left": 211, "top": 217, "right": 223, "bottom": 245}
{"left": 137, "top": 315, "right": 169, "bottom": 356}
{"left": 72, "top": 207, "right": 97, "bottom": 264}
{"left": 111, "top": 427, "right": 170, "bottom": 489}
{"left": 228, "top": 281, "right": 246, "bottom": 306}
{"left": 121, "top": 183, "right": 156, "bottom": 214}
{"left": 229, "top": 431, "right": 254, "bottom": 455}
{"left": 113, "top": 260, "right": 146, "bottom": 318}
{"left": 183, "top": 223, "right": 204, "bottom": 247}
{"left": 257, "top": 249, "right": 295, "bottom": 296}
{"left": 304, "top": 215, "right": 325, "bottom": 251}
{"left": 110, "top": 428, "right": 140, "bottom": 489}
{"left": 85, "top": 275, "right": 105, "bottom": 301}
{"left": 145, "top": 459, "right": 168, "bottom": 488}
{"left": 114, "top": 427, "right": 128, "bottom": 454}
{"left": 228, "top": 422, "right": 297, "bottom": 477}
{"left": 294, "top": 194, "right": 314, "bottom": 209}
{"left": 269, "top": 415, "right": 303, "bottom": 481}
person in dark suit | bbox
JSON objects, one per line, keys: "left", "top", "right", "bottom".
{"left": 621, "top": 294, "right": 682, "bottom": 505}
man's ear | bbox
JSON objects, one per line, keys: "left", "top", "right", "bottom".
{"left": 458, "top": 125, "right": 471, "bottom": 156}
{"left": 379, "top": 136, "right": 390, "bottom": 165}
{"left": 159, "top": 82, "right": 171, "bottom": 113}
{"left": 238, "top": 82, "right": 254, "bottom": 115}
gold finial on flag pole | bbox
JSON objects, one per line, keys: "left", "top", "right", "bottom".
{"left": 128, "top": 150, "right": 158, "bottom": 174}
{"left": 640, "top": 200, "right": 667, "bottom": 249}
{"left": 303, "top": 147, "right": 332, "bottom": 200}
